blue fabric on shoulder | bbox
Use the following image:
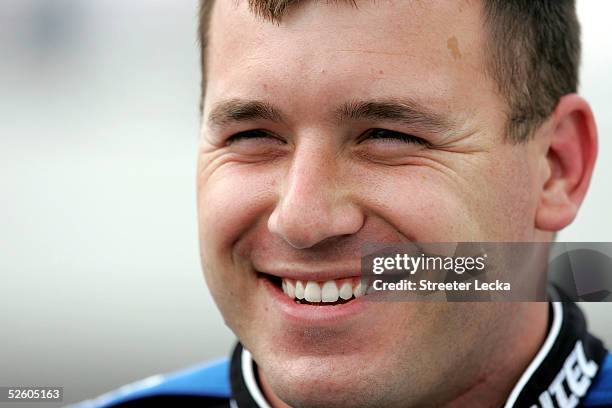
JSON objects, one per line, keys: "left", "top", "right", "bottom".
{"left": 68, "top": 358, "right": 231, "bottom": 407}
{"left": 584, "top": 353, "right": 612, "bottom": 407}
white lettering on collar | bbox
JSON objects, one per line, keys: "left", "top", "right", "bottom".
{"left": 530, "top": 340, "right": 598, "bottom": 408}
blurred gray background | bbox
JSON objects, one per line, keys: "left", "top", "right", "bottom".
{"left": 0, "top": 1, "right": 610, "bottom": 406}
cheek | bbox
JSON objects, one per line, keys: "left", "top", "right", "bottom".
{"left": 464, "top": 148, "right": 540, "bottom": 240}
{"left": 358, "top": 152, "right": 538, "bottom": 241}
{"left": 197, "top": 162, "right": 279, "bottom": 268}
{"left": 360, "top": 169, "right": 482, "bottom": 241}
{"left": 196, "top": 163, "right": 279, "bottom": 332}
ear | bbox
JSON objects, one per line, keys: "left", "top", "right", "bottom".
{"left": 535, "top": 94, "right": 598, "bottom": 232}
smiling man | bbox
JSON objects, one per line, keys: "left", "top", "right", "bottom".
{"left": 74, "top": 1, "right": 612, "bottom": 407}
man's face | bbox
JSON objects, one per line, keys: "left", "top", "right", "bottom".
{"left": 198, "top": 1, "right": 547, "bottom": 406}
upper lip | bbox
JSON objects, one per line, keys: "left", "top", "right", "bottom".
{"left": 255, "top": 265, "right": 361, "bottom": 282}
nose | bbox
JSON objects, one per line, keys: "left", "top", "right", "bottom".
{"left": 268, "top": 143, "right": 364, "bottom": 249}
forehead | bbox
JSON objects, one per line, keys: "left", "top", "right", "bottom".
{"left": 204, "top": 0, "right": 502, "bottom": 127}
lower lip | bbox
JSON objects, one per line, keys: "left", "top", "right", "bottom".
{"left": 260, "top": 276, "right": 368, "bottom": 326}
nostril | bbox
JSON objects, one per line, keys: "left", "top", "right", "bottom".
{"left": 268, "top": 194, "right": 365, "bottom": 250}
{"left": 267, "top": 194, "right": 334, "bottom": 249}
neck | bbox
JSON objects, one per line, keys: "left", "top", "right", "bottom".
{"left": 442, "top": 302, "right": 549, "bottom": 408}
{"left": 258, "top": 365, "right": 291, "bottom": 408}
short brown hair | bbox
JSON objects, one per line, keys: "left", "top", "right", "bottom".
{"left": 198, "top": 0, "right": 581, "bottom": 142}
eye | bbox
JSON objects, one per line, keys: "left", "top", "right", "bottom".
{"left": 363, "top": 128, "right": 428, "bottom": 146}
{"left": 226, "top": 129, "right": 285, "bottom": 145}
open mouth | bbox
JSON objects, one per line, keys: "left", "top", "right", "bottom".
{"left": 261, "top": 273, "right": 366, "bottom": 306}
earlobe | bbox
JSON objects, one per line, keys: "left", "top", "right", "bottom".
{"left": 535, "top": 94, "right": 598, "bottom": 232}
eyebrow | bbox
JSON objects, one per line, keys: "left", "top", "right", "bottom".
{"left": 208, "top": 97, "right": 455, "bottom": 134}
{"left": 208, "top": 99, "right": 285, "bottom": 128}
{"left": 336, "top": 98, "right": 455, "bottom": 134}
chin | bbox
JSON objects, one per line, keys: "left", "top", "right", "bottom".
{"left": 253, "top": 347, "right": 398, "bottom": 408}
{"left": 265, "top": 359, "right": 380, "bottom": 408}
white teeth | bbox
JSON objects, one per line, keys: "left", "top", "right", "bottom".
{"left": 339, "top": 282, "right": 353, "bottom": 300}
{"left": 281, "top": 279, "right": 296, "bottom": 299}
{"left": 294, "top": 280, "right": 305, "bottom": 300}
{"left": 354, "top": 281, "right": 364, "bottom": 298}
{"left": 285, "top": 280, "right": 295, "bottom": 299}
{"left": 281, "top": 278, "right": 366, "bottom": 303}
{"left": 321, "top": 281, "right": 339, "bottom": 302}
{"left": 304, "top": 281, "right": 322, "bottom": 302}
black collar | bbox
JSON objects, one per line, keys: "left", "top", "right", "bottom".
{"left": 230, "top": 297, "right": 607, "bottom": 407}
{"left": 505, "top": 291, "right": 608, "bottom": 407}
